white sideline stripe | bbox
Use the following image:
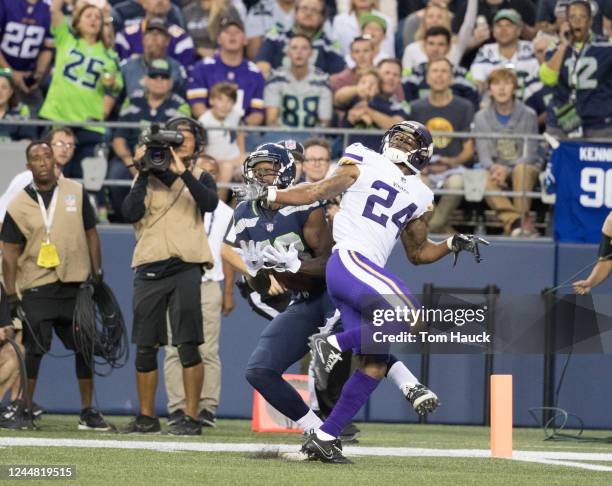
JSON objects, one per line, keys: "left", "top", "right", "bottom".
{"left": 2, "top": 438, "right": 612, "bottom": 471}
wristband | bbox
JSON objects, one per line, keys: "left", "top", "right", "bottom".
{"left": 446, "top": 236, "right": 454, "bottom": 251}
{"left": 267, "top": 186, "right": 277, "bottom": 203}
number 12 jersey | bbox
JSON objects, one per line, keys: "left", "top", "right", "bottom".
{"left": 332, "top": 143, "right": 434, "bottom": 267}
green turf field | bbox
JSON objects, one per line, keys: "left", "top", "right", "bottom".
{"left": 1, "top": 416, "right": 611, "bottom": 485}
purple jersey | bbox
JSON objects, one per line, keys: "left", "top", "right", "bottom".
{"left": 187, "top": 54, "right": 265, "bottom": 119}
{"left": 0, "top": 0, "right": 53, "bottom": 72}
{"left": 115, "top": 20, "right": 196, "bottom": 68}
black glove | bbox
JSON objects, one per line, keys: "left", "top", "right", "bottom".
{"left": 7, "top": 294, "right": 25, "bottom": 321}
{"left": 449, "top": 234, "right": 490, "bottom": 266}
{"left": 233, "top": 183, "right": 268, "bottom": 203}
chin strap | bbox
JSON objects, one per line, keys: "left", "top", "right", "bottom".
{"left": 383, "top": 147, "right": 421, "bottom": 174}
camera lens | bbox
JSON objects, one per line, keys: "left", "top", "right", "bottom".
{"left": 150, "top": 148, "right": 166, "bottom": 166}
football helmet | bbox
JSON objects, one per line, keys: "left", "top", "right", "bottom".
{"left": 380, "top": 121, "right": 433, "bottom": 174}
{"left": 243, "top": 142, "right": 296, "bottom": 188}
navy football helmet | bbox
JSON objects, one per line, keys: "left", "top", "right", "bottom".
{"left": 243, "top": 142, "right": 296, "bottom": 189}
{"left": 380, "top": 121, "right": 433, "bottom": 173}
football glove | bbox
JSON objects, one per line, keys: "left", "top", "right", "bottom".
{"left": 233, "top": 183, "right": 269, "bottom": 203}
{"left": 238, "top": 240, "right": 267, "bottom": 277}
{"left": 448, "top": 234, "right": 490, "bottom": 266}
{"left": 262, "top": 242, "right": 301, "bottom": 273}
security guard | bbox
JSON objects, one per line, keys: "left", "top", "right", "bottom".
{"left": 0, "top": 140, "right": 109, "bottom": 431}
{"left": 121, "top": 117, "right": 218, "bottom": 436}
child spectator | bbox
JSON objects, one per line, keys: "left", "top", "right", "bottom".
{"left": 199, "top": 82, "right": 245, "bottom": 193}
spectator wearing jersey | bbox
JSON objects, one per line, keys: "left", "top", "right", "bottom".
{"left": 402, "top": 0, "right": 478, "bottom": 71}
{"left": 524, "top": 31, "right": 556, "bottom": 129}
{"left": 330, "top": 36, "right": 375, "bottom": 92}
{"left": 332, "top": 0, "right": 395, "bottom": 60}
{"left": 184, "top": 0, "right": 243, "bottom": 59}
{"left": 115, "top": 12, "right": 196, "bottom": 67}
{"left": 540, "top": 0, "right": 612, "bottom": 138}
{"left": 199, "top": 82, "right": 245, "bottom": 199}
{"left": 188, "top": 17, "right": 265, "bottom": 128}
{"left": 402, "top": 26, "right": 479, "bottom": 109}
{"left": 246, "top": 0, "right": 296, "bottom": 59}
{"left": 121, "top": 17, "right": 187, "bottom": 98}
{"left": 40, "top": 0, "right": 123, "bottom": 179}
{"left": 255, "top": 0, "right": 345, "bottom": 78}
{"left": 302, "top": 137, "right": 332, "bottom": 183}
{"left": 0, "top": 70, "right": 36, "bottom": 142}
{"left": 411, "top": 58, "right": 474, "bottom": 234}
{"left": 342, "top": 69, "right": 404, "bottom": 150}
{"left": 264, "top": 34, "right": 332, "bottom": 131}
{"left": 108, "top": 59, "right": 190, "bottom": 220}
{"left": 472, "top": 68, "right": 539, "bottom": 237}
{"left": 471, "top": 9, "right": 540, "bottom": 99}
{"left": 112, "top": 0, "right": 186, "bottom": 32}
{"left": 0, "top": 0, "right": 54, "bottom": 114}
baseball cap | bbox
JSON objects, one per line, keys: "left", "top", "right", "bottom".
{"left": 219, "top": 16, "right": 245, "bottom": 32}
{"left": 359, "top": 12, "right": 387, "bottom": 32}
{"left": 145, "top": 17, "right": 169, "bottom": 35}
{"left": 493, "top": 9, "right": 523, "bottom": 26}
{"left": 147, "top": 59, "right": 172, "bottom": 78}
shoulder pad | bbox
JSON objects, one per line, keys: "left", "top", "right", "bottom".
{"left": 339, "top": 143, "right": 367, "bottom": 165}
{"left": 125, "top": 24, "right": 140, "bottom": 35}
{"left": 168, "top": 24, "right": 186, "bottom": 38}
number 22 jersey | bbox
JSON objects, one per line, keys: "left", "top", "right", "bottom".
{"left": 332, "top": 143, "right": 434, "bottom": 268}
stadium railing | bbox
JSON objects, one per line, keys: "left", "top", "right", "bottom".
{"left": 1, "top": 119, "right": 611, "bottom": 230}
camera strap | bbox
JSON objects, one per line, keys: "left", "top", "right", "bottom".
{"left": 567, "top": 37, "right": 590, "bottom": 101}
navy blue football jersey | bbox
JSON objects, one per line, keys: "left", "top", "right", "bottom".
{"left": 545, "top": 36, "right": 612, "bottom": 130}
{"left": 552, "top": 141, "right": 612, "bottom": 243}
{"left": 231, "top": 200, "right": 322, "bottom": 256}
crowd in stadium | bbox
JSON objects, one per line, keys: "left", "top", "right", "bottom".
{"left": 0, "top": 0, "right": 611, "bottom": 237}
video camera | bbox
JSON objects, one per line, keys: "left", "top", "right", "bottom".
{"left": 136, "top": 122, "right": 184, "bottom": 172}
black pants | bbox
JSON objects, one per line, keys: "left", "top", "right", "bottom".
{"left": 132, "top": 266, "right": 204, "bottom": 347}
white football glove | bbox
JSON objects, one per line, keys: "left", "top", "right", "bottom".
{"left": 262, "top": 241, "right": 301, "bottom": 273}
{"left": 238, "top": 240, "right": 266, "bottom": 277}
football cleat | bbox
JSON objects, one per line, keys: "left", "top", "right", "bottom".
{"left": 308, "top": 333, "right": 343, "bottom": 390}
{"left": 404, "top": 384, "right": 440, "bottom": 415}
{"left": 301, "top": 433, "right": 353, "bottom": 464}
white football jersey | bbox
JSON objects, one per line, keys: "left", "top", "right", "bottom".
{"left": 332, "top": 143, "right": 434, "bottom": 268}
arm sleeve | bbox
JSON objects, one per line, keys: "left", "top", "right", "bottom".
{"left": 181, "top": 170, "right": 219, "bottom": 214}
{"left": 0, "top": 212, "right": 26, "bottom": 245}
{"left": 539, "top": 62, "right": 559, "bottom": 86}
{"left": 50, "top": 16, "right": 72, "bottom": 46}
{"left": 318, "top": 84, "right": 333, "bottom": 121}
{"left": 82, "top": 190, "right": 97, "bottom": 230}
{"left": 121, "top": 172, "right": 149, "bottom": 223}
{"left": 263, "top": 78, "right": 281, "bottom": 108}
{"left": 187, "top": 64, "right": 208, "bottom": 106}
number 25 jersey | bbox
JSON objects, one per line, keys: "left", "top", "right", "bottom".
{"left": 332, "top": 143, "right": 434, "bottom": 268}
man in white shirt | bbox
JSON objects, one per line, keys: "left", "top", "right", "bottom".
{"left": 163, "top": 154, "right": 235, "bottom": 428}
{"left": 470, "top": 9, "right": 540, "bottom": 99}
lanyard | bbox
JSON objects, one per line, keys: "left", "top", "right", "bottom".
{"left": 568, "top": 39, "right": 590, "bottom": 91}
{"left": 34, "top": 185, "right": 59, "bottom": 242}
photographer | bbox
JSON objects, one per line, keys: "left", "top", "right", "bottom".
{"left": 0, "top": 140, "right": 109, "bottom": 431}
{"left": 120, "top": 117, "right": 219, "bottom": 436}
{"left": 540, "top": 0, "right": 612, "bottom": 138}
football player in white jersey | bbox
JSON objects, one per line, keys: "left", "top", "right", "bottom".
{"left": 236, "top": 121, "right": 488, "bottom": 463}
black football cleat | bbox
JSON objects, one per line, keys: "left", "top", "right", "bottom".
{"left": 301, "top": 433, "right": 353, "bottom": 464}
{"left": 78, "top": 407, "right": 113, "bottom": 431}
{"left": 404, "top": 384, "right": 440, "bottom": 415}
{"left": 308, "top": 333, "right": 343, "bottom": 390}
